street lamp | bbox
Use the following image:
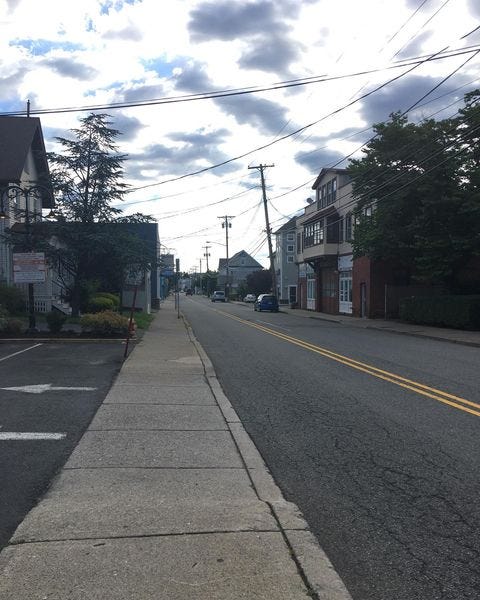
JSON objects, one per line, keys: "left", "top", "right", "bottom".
{"left": 0, "top": 184, "right": 52, "bottom": 331}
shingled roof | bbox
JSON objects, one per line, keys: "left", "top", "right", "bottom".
{"left": 0, "top": 116, "right": 53, "bottom": 207}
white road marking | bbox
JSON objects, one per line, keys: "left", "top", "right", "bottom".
{"left": 1, "top": 384, "right": 97, "bottom": 394}
{"left": 0, "top": 344, "right": 43, "bottom": 363}
{"left": 0, "top": 432, "right": 66, "bottom": 440}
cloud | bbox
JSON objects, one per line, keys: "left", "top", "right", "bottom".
{"left": 395, "top": 30, "right": 432, "bottom": 60}
{"left": 358, "top": 74, "right": 470, "bottom": 126}
{"left": 102, "top": 24, "right": 143, "bottom": 41}
{"left": 120, "top": 83, "right": 166, "bottom": 103}
{"left": 214, "top": 94, "right": 290, "bottom": 136}
{"left": 173, "top": 62, "right": 215, "bottom": 92}
{"left": 188, "top": 1, "right": 279, "bottom": 42}
{"left": 111, "top": 113, "right": 145, "bottom": 141}
{"left": 40, "top": 57, "right": 98, "bottom": 80}
{"left": 295, "top": 147, "right": 345, "bottom": 173}
{"left": 467, "top": 0, "right": 480, "bottom": 18}
{"left": 128, "top": 128, "right": 239, "bottom": 179}
{"left": 238, "top": 33, "right": 303, "bottom": 76}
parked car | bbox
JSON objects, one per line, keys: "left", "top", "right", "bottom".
{"left": 185, "top": 289, "right": 193, "bottom": 296}
{"left": 211, "top": 290, "right": 226, "bottom": 302}
{"left": 254, "top": 294, "right": 279, "bottom": 312}
{"left": 243, "top": 294, "right": 256, "bottom": 303}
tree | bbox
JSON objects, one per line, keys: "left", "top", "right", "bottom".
{"left": 246, "top": 269, "right": 272, "bottom": 296}
{"left": 45, "top": 114, "right": 154, "bottom": 315}
{"left": 348, "top": 95, "right": 480, "bottom": 292}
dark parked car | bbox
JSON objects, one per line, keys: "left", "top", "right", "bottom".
{"left": 254, "top": 294, "right": 279, "bottom": 312}
{"left": 185, "top": 289, "right": 193, "bottom": 296}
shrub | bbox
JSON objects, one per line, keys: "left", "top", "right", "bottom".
{"left": 87, "top": 296, "right": 115, "bottom": 313}
{"left": 399, "top": 295, "right": 480, "bottom": 330}
{"left": 0, "top": 318, "right": 24, "bottom": 335}
{"left": 0, "top": 284, "right": 26, "bottom": 314}
{"left": 95, "top": 292, "right": 120, "bottom": 309}
{"left": 81, "top": 310, "right": 130, "bottom": 336}
{"left": 46, "top": 310, "right": 67, "bottom": 333}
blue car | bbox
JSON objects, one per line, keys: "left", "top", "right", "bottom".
{"left": 254, "top": 294, "right": 279, "bottom": 312}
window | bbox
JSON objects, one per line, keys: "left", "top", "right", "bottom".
{"left": 287, "top": 256, "right": 294, "bottom": 263}
{"left": 287, "top": 233, "right": 294, "bottom": 241}
{"left": 304, "top": 219, "right": 324, "bottom": 247}
{"left": 287, "top": 245, "right": 294, "bottom": 253}
{"left": 326, "top": 215, "right": 339, "bottom": 243}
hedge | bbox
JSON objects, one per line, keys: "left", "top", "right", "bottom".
{"left": 399, "top": 295, "right": 480, "bottom": 330}
{"left": 81, "top": 311, "right": 130, "bottom": 336}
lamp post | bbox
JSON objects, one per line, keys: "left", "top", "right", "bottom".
{"left": 0, "top": 184, "right": 49, "bottom": 331}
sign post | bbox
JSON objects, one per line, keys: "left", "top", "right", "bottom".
{"left": 123, "top": 266, "right": 144, "bottom": 359}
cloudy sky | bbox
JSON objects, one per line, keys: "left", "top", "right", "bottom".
{"left": 1, "top": 0, "right": 479, "bottom": 272}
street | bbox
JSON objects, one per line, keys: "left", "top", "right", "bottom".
{"left": 181, "top": 296, "right": 480, "bottom": 600}
{"left": 0, "top": 341, "right": 124, "bottom": 550}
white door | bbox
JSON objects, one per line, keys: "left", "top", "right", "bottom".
{"left": 307, "top": 277, "right": 316, "bottom": 310}
{"left": 339, "top": 271, "right": 352, "bottom": 314}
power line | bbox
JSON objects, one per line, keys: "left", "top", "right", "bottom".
{"left": 2, "top": 45, "right": 478, "bottom": 118}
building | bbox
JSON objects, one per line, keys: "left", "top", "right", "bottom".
{"left": 296, "top": 168, "right": 354, "bottom": 314}
{"left": 0, "top": 116, "right": 57, "bottom": 310}
{"left": 273, "top": 216, "right": 297, "bottom": 305}
{"left": 217, "top": 250, "right": 263, "bottom": 296}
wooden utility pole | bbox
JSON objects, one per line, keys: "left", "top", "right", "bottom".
{"left": 248, "top": 164, "right": 277, "bottom": 296}
{"left": 202, "top": 244, "right": 211, "bottom": 297}
{"left": 217, "top": 216, "right": 234, "bottom": 299}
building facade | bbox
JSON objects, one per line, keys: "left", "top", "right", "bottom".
{"left": 296, "top": 168, "right": 354, "bottom": 314}
{"left": 273, "top": 216, "right": 297, "bottom": 305}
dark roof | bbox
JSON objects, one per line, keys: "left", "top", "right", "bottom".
{"left": 0, "top": 116, "right": 53, "bottom": 207}
{"left": 312, "top": 167, "right": 348, "bottom": 190}
{"left": 217, "top": 250, "right": 263, "bottom": 271}
{"left": 273, "top": 215, "right": 297, "bottom": 235}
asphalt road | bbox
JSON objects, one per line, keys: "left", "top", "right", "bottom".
{"left": 181, "top": 296, "right": 480, "bottom": 600}
{"left": 0, "top": 341, "right": 124, "bottom": 550}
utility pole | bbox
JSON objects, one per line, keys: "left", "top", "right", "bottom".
{"left": 218, "top": 216, "right": 234, "bottom": 299}
{"left": 248, "top": 164, "right": 277, "bottom": 296}
{"left": 202, "top": 244, "right": 211, "bottom": 297}
{"left": 198, "top": 258, "right": 202, "bottom": 294}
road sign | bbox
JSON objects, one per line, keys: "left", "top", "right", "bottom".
{"left": 13, "top": 252, "right": 46, "bottom": 283}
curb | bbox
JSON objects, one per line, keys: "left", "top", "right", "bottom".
{"left": 183, "top": 314, "right": 354, "bottom": 600}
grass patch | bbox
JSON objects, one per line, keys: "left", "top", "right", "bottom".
{"left": 123, "top": 310, "right": 155, "bottom": 329}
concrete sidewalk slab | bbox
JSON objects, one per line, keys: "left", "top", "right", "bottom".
{"left": 66, "top": 430, "right": 244, "bottom": 468}
{"left": 11, "top": 468, "right": 277, "bottom": 542}
{"left": 104, "top": 383, "right": 216, "bottom": 404}
{"left": 0, "top": 533, "right": 312, "bottom": 600}
{"left": 88, "top": 404, "right": 227, "bottom": 430}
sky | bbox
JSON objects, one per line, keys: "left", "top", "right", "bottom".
{"left": 1, "top": 0, "right": 479, "bottom": 273}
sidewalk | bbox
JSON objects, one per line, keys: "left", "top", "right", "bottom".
{"left": 279, "top": 305, "right": 480, "bottom": 348}
{"left": 0, "top": 298, "right": 352, "bottom": 600}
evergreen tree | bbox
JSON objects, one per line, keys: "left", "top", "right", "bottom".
{"left": 45, "top": 113, "right": 154, "bottom": 315}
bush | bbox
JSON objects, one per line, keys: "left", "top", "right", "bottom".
{"left": 87, "top": 296, "right": 115, "bottom": 313}
{"left": 95, "top": 292, "right": 120, "bottom": 309}
{"left": 0, "top": 284, "right": 26, "bottom": 314}
{"left": 399, "top": 295, "right": 480, "bottom": 330}
{"left": 0, "top": 318, "right": 24, "bottom": 335}
{"left": 81, "top": 310, "right": 130, "bottom": 336}
{"left": 46, "top": 310, "right": 67, "bottom": 333}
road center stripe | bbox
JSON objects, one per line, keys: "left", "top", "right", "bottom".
{"left": 218, "top": 311, "right": 480, "bottom": 418}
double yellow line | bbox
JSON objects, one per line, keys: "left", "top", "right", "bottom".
{"left": 221, "top": 311, "right": 480, "bottom": 418}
